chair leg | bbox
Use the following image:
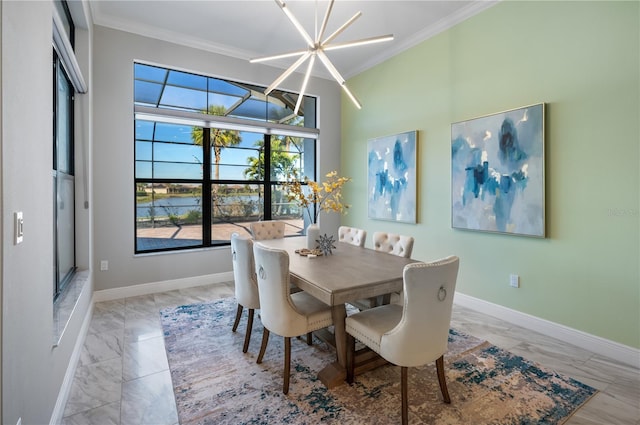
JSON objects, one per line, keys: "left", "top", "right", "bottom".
{"left": 257, "top": 328, "right": 270, "bottom": 364}
{"left": 242, "top": 308, "right": 254, "bottom": 353}
{"left": 232, "top": 304, "right": 243, "bottom": 332}
{"left": 306, "top": 332, "right": 313, "bottom": 345}
{"left": 436, "top": 355, "right": 451, "bottom": 403}
{"left": 346, "top": 333, "right": 355, "bottom": 384}
{"left": 401, "top": 366, "right": 408, "bottom": 425}
{"left": 283, "top": 337, "right": 291, "bottom": 394}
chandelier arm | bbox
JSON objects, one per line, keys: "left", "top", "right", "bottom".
{"left": 316, "top": 50, "right": 345, "bottom": 84}
{"left": 265, "top": 52, "right": 312, "bottom": 96}
{"left": 294, "top": 55, "right": 316, "bottom": 115}
{"left": 252, "top": 1, "right": 388, "bottom": 110}
{"left": 250, "top": 49, "right": 308, "bottom": 63}
{"left": 322, "top": 34, "right": 394, "bottom": 52}
{"left": 321, "top": 11, "right": 361, "bottom": 46}
{"left": 317, "top": 50, "right": 361, "bottom": 109}
{"left": 340, "top": 84, "right": 362, "bottom": 110}
{"left": 275, "top": 0, "right": 315, "bottom": 48}
{"left": 316, "top": 0, "right": 335, "bottom": 43}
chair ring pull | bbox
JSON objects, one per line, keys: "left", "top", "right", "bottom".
{"left": 438, "top": 286, "right": 447, "bottom": 302}
{"left": 258, "top": 265, "right": 266, "bottom": 280}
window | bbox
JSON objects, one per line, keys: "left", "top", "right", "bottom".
{"left": 53, "top": 0, "right": 74, "bottom": 49}
{"left": 53, "top": 0, "right": 76, "bottom": 300}
{"left": 134, "top": 63, "right": 318, "bottom": 253}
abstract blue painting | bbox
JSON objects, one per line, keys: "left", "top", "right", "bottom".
{"left": 367, "top": 131, "right": 417, "bottom": 223}
{"left": 451, "top": 104, "right": 545, "bottom": 237}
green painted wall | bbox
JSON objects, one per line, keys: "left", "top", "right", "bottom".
{"left": 341, "top": 1, "right": 639, "bottom": 348}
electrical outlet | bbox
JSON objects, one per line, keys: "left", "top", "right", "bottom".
{"left": 509, "top": 274, "right": 520, "bottom": 288}
{"left": 100, "top": 260, "right": 109, "bottom": 271}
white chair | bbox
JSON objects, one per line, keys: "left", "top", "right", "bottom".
{"left": 230, "top": 233, "right": 260, "bottom": 353}
{"left": 253, "top": 243, "right": 334, "bottom": 394}
{"left": 351, "top": 232, "right": 415, "bottom": 310}
{"left": 345, "top": 256, "right": 460, "bottom": 425}
{"left": 375, "top": 231, "right": 414, "bottom": 306}
{"left": 338, "top": 226, "right": 367, "bottom": 247}
{"left": 373, "top": 231, "right": 414, "bottom": 258}
{"left": 250, "top": 220, "right": 286, "bottom": 240}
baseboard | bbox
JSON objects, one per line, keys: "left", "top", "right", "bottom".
{"left": 51, "top": 272, "right": 234, "bottom": 423}
{"left": 93, "top": 271, "right": 234, "bottom": 302}
{"left": 454, "top": 292, "right": 640, "bottom": 369}
{"left": 50, "top": 297, "right": 95, "bottom": 425}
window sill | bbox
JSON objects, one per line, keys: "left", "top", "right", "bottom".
{"left": 53, "top": 269, "right": 89, "bottom": 347}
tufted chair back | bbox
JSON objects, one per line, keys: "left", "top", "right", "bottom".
{"left": 338, "top": 226, "right": 367, "bottom": 247}
{"left": 345, "top": 255, "right": 460, "bottom": 424}
{"left": 230, "top": 233, "right": 259, "bottom": 310}
{"left": 252, "top": 244, "right": 308, "bottom": 337}
{"left": 253, "top": 242, "right": 334, "bottom": 394}
{"left": 250, "top": 220, "right": 286, "bottom": 240}
{"left": 380, "top": 256, "right": 459, "bottom": 366}
{"left": 230, "top": 233, "right": 260, "bottom": 353}
{"left": 373, "top": 232, "right": 414, "bottom": 258}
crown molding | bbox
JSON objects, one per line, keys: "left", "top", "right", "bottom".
{"left": 345, "top": 0, "right": 500, "bottom": 79}
{"left": 91, "top": 5, "right": 253, "bottom": 60}
{"left": 89, "top": 1, "right": 499, "bottom": 82}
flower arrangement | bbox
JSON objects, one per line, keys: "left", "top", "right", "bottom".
{"left": 284, "top": 170, "right": 351, "bottom": 224}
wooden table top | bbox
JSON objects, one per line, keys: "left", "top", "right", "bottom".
{"left": 256, "top": 236, "right": 417, "bottom": 306}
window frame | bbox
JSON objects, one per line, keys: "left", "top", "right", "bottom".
{"left": 133, "top": 63, "right": 318, "bottom": 254}
{"left": 53, "top": 47, "right": 76, "bottom": 300}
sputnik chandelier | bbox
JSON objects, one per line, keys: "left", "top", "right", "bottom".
{"left": 251, "top": 0, "right": 393, "bottom": 113}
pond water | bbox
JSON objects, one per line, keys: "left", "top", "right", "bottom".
{"left": 137, "top": 195, "right": 260, "bottom": 217}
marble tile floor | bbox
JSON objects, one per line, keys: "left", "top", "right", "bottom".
{"left": 61, "top": 282, "right": 640, "bottom": 425}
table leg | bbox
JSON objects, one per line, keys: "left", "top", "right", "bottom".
{"left": 318, "top": 304, "right": 347, "bottom": 388}
{"left": 332, "top": 304, "right": 347, "bottom": 367}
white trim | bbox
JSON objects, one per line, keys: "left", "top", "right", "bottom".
{"left": 89, "top": 1, "right": 499, "bottom": 82}
{"left": 53, "top": 7, "right": 87, "bottom": 93}
{"left": 454, "top": 292, "right": 640, "bottom": 369}
{"left": 50, "top": 272, "right": 232, "bottom": 423}
{"left": 93, "top": 272, "right": 234, "bottom": 302}
{"left": 49, "top": 301, "right": 94, "bottom": 425}
{"left": 134, "top": 105, "right": 319, "bottom": 139}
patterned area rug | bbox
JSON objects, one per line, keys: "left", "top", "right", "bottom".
{"left": 160, "top": 298, "right": 597, "bottom": 425}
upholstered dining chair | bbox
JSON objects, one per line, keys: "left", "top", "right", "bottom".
{"left": 373, "top": 231, "right": 414, "bottom": 258}
{"left": 345, "top": 256, "right": 460, "bottom": 425}
{"left": 351, "top": 232, "right": 415, "bottom": 310}
{"left": 230, "top": 233, "right": 260, "bottom": 353}
{"left": 253, "top": 243, "right": 334, "bottom": 395}
{"left": 338, "top": 226, "right": 367, "bottom": 247}
{"left": 375, "top": 231, "right": 415, "bottom": 305}
{"left": 250, "top": 220, "right": 286, "bottom": 240}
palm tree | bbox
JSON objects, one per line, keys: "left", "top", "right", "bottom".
{"left": 190, "top": 105, "right": 242, "bottom": 180}
{"left": 245, "top": 137, "right": 296, "bottom": 217}
{"left": 191, "top": 105, "right": 242, "bottom": 222}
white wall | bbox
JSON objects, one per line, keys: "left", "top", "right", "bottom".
{"left": 1, "top": 1, "right": 94, "bottom": 424}
{"left": 92, "top": 26, "right": 342, "bottom": 291}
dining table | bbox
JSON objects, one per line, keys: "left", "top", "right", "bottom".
{"left": 255, "top": 235, "right": 417, "bottom": 388}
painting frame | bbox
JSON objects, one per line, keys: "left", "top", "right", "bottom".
{"left": 367, "top": 130, "right": 417, "bottom": 223}
{"left": 451, "top": 103, "right": 546, "bottom": 238}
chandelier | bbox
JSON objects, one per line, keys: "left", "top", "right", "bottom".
{"left": 251, "top": 0, "right": 393, "bottom": 113}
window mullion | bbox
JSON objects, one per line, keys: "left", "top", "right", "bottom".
{"left": 202, "top": 129, "right": 212, "bottom": 245}
{"left": 263, "top": 134, "right": 272, "bottom": 221}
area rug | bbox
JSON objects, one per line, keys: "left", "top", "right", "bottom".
{"left": 160, "top": 298, "right": 597, "bottom": 425}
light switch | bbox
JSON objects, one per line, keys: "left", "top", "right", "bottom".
{"left": 14, "top": 212, "right": 24, "bottom": 244}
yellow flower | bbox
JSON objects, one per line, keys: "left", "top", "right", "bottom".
{"left": 284, "top": 170, "right": 351, "bottom": 223}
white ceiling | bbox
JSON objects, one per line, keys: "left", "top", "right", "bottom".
{"left": 88, "top": 0, "right": 497, "bottom": 80}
